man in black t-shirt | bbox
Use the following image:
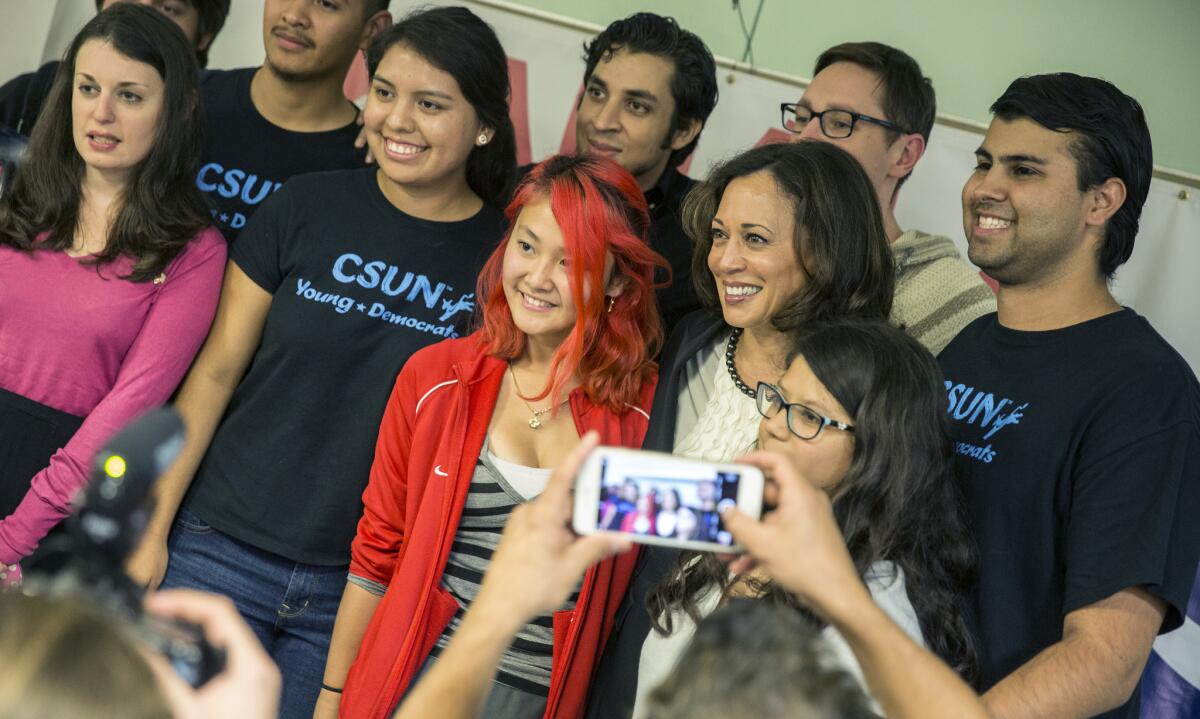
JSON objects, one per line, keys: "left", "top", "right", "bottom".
{"left": 577, "top": 21, "right": 719, "bottom": 717}
{"left": 0, "top": 0, "right": 230, "bottom": 136}
{"left": 197, "top": 0, "right": 391, "bottom": 242}
{"left": 940, "top": 74, "right": 1200, "bottom": 719}
{"left": 568, "top": 13, "right": 718, "bottom": 334}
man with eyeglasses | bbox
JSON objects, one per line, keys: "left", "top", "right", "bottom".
{"left": 781, "top": 42, "right": 994, "bottom": 355}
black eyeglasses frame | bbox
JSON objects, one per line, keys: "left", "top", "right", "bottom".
{"left": 779, "top": 102, "right": 912, "bottom": 139}
{"left": 755, "top": 381, "right": 856, "bottom": 440}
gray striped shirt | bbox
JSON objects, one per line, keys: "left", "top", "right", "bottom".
{"left": 429, "top": 446, "right": 578, "bottom": 698}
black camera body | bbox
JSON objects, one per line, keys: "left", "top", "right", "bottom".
{"left": 23, "top": 408, "right": 225, "bottom": 688}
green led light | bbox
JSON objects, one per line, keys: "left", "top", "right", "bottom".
{"left": 104, "top": 455, "right": 127, "bottom": 479}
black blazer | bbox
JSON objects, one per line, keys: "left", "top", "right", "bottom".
{"left": 585, "top": 309, "right": 729, "bottom": 719}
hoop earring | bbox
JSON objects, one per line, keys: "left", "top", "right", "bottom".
{"left": 606, "top": 296, "right": 615, "bottom": 314}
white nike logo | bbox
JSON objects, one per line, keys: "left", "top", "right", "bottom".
{"left": 434, "top": 465, "right": 448, "bottom": 477}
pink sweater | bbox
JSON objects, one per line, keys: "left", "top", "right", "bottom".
{"left": 0, "top": 228, "right": 226, "bottom": 564}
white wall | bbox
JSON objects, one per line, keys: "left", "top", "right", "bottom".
{"left": 0, "top": 0, "right": 268, "bottom": 73}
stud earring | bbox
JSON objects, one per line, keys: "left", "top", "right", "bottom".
{"left": 477, "top": 133, "right": 489, "bottom": 145}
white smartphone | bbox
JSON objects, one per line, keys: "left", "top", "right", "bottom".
{"left": 572, "top": 446, "right": 764, "bottom": 552}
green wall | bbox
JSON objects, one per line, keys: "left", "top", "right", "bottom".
{"left": 506, "top": 0, "right": 1200, "bottom": 178}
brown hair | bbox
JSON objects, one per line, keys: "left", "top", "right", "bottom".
{"left": 648, "top": 320, "right": 979, "bottom": 683}
{"left": 814, "top": 42, "right": 935, "bottom": 191}
{"left": 0, "top": 4, "right": 210, "bottom": 282}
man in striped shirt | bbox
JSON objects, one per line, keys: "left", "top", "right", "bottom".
{"left": 782, "top": 42, "right": 994, "bottom": 356}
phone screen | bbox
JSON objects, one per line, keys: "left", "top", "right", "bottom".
{"left": 595, "top": 453, "right": 741, "bottom": 547}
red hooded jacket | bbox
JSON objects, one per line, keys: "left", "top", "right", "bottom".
{"left": 341, "top": 334, "right": 654, "bottom": 718}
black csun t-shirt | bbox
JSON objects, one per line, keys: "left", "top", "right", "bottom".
{"left": 938, "top": 309, "right": 1200, "bottom": 719}
{"left": 183, "top": 167, "right": 504, "bottom": 566}
{"left": 197, "top": 68, "right": 365, "bottom": 243}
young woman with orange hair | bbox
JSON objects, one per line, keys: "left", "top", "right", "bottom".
{"left": 317, "top": 154, "right": 667, "bottom": 719}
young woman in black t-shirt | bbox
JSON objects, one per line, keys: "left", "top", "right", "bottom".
{"left": 124, "top": 8, "right": 517, "bottom": 718}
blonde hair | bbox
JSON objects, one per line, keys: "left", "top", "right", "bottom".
{"left": 0, "top": 592, "right": 171, "bottom": 719}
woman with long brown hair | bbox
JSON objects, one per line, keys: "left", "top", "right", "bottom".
{"left": 0, "top": 4, "right": 224, "bottom": 585}
{"left": 123, "top": 8, "right": 516, "bottom": 716}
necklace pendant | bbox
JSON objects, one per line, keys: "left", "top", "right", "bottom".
{"left": 528, "top": 417, "right": 542, "bottom": 429}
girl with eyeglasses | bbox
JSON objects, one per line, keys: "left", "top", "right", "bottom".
{"left": 644, "top": 319, "right": 978, "bottom": 714}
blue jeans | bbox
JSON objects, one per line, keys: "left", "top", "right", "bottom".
{"left": 161, "top": 507, "right": 347, "bottom": 719}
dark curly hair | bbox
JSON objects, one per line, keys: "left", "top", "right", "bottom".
{"left": 582, "top": 13, "right": 718, "bottom": 169}
{"left": 648, "top": 319, "right": 979, "bottom": 683}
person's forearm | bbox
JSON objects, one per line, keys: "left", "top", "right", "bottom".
{"left": 394, "top": 590, "right": 525, "bottom": 719}
{"left": 981, "top": 634, "right": 1135, "bottom": 718}
{"left": 825, "top": 584, "right": 991, "bottom": 719}
{"left": 981, "top": 589, "right": 1163, "bottom": 719}
{"left": 322, "top": 583, "right": 385, "bottom": 693}
{"left": 137, "top": 261, "right": 269, "bottom": 548}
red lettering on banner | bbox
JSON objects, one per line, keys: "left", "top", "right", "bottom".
{"left": 678, "top": 152, "right": 695, "bottom": 176}
{"left": 754, "top": 128, "right": 792, "bottom": 147}
{"left": 344, "top": 52, "right": 369, "bottom": 103}
{"left": 508, "top": 58, "right": 532, "bottom": 165}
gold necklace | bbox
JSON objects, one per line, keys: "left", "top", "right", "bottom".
{"left": 508, "top": 364, "right": 564, "bottom": 429}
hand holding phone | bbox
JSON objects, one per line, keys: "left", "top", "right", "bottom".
{"left": 572, "top": 447, "right": 764, "bottom": 552}
{"left": 391, "top": 433, "right": 632, "bottom": 719}
{"left": 721, "top": 451, "right": 862, "bottom": 616}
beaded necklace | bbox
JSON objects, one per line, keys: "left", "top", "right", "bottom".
{"left": 724, "top": 328, "right": 756, "bottom": 399}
